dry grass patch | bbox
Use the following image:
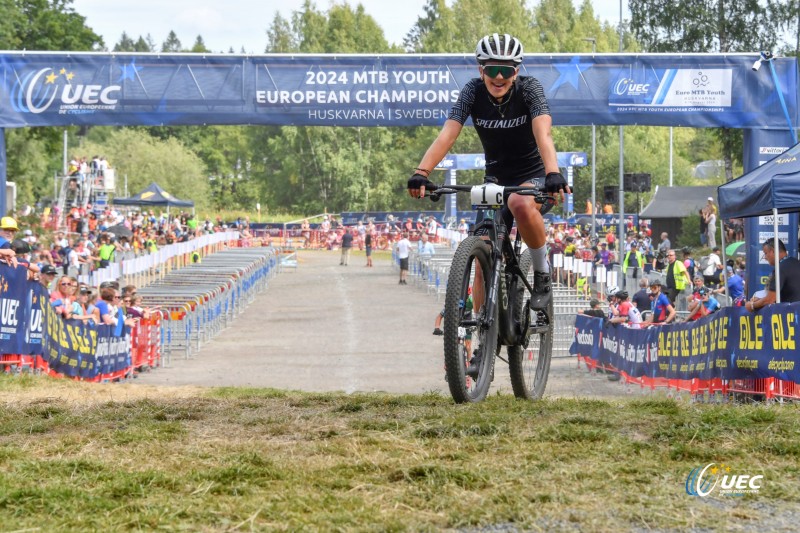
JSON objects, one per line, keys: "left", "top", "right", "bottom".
{"left": 0, "top": 375, "right": 798, "bottom": 531}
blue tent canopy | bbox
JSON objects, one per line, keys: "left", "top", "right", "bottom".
{"left": 718, "top": 141, "right": 800, "bottom": 218}
{"left": 112, "top": 182, "right": 194, "bottom": 208}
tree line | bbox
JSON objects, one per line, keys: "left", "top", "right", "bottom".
{"left": 2, "top": 0, "right": 799, "bottom": 216}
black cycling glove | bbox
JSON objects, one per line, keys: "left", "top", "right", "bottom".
{"left": 544, "top": 172, "right": 568, "bottom": 194}
{"left": 408, "top": 173, "right": 436, "bottom": 192}
{"left": 432, "top": 328, "right": 443, "bottom": 336}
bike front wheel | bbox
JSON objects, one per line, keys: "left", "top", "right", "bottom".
{"left": 508, "top": 254, "right": 554, "bottom": 400}
{"left": 443, "top": 236, "right": 498, "bottom": 403}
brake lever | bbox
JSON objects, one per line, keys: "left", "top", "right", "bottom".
{"left": 537, "top": 195, "right": 557, "bottom": 215}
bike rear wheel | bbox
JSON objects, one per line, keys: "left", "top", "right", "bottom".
{"left": 509, "top": 253, "right": 554, "bottom": 400}
{"left": 443, "top": 236, "right": 498, "bottom": 403}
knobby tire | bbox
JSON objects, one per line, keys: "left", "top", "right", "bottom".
{"left": 508, "top": 253, "right": 554, "bottom": 400}
{"left": 443, "top": 236, "right": 497, "bottom": 403}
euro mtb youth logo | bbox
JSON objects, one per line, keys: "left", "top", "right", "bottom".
{"left": 685, "top": 463, "right": 763, "bottom": 497}
{"left": 10, "top": 67, "right": 121, "bottom": 115}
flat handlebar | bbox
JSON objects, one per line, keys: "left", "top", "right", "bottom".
{"left": 427, "top": 183, "right": 556, "bottom": 213}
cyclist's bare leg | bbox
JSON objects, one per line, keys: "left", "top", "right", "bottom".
{"left": 506, "top": 186, "right": 546, "bottom": 249}
{"left": 507, "top": 186, "right": 551, "bottom": 310}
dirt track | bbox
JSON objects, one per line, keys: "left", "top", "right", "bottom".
{"left": 134, "top": 249, "right": 629, "bottom": 398}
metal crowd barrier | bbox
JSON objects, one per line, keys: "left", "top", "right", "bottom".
{"left": 137, "top": 247, "right": 280, "bottom": 363}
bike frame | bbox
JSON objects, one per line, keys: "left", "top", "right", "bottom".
{"left": 431, "top": 183, "right": 552, "bottom": 346}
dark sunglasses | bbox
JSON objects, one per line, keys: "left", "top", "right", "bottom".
{"left": 482, "top": 64, "right": 517, "bottom": 79}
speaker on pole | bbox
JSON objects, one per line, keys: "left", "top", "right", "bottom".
{"left": 623, "top": 173, "right": 652, "bottom": 193}
{"left": 603, "top": 186, "right": 618, "bottom": 205}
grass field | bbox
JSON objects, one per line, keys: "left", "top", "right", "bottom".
{"left": 1, "top": 375, "right": 798, "bottom": 532}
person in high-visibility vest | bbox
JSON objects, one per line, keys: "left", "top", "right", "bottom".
{"left": 622, "top": 241, "right": 644, "bottom": 280}
{"left": 664, "top": 249, "right": 691, "bottom": 306}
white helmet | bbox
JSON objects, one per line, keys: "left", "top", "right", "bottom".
{"left": 606, "top": 286, "right": 620, "bottom": 298}
{"left": 475, "top": 33, "right": 523, "bottom": 65}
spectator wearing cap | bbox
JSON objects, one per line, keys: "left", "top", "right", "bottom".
{"left": 0, "top": 216, "right": 19, "bottom": 268}
{"left": 714, "top": 265, "right": 745, "bottom": 306}
{"left": 39, "top": 264, "right": 58, "bottom": 290}
{"left": 645, "top": 280, "right": 676, "bottom": 325}
{"left": 70, "top": 286, "right": 96, "bottom": 324}
{"left": 664, "top": 249, "right": 691, "bottom": 306}
{"left": 10, "top": 239, "right": 40, "bottom": 278}
{"left": 623, "top": 241, "right": 644, "bottom": 281}
{"left": 578, "top": 298, "right": 605, "bottom": 319}
{"left": 688, "top": 276, "right": 711, "bottom": 321}
{"left": 687, "top": 285, "right": 720, "bottom": 322}
{"left": 22, "top": 228, "right": 37, "bottom": 245}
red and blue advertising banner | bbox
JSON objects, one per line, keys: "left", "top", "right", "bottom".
{"left": 571, "top": 305, "right": 800, "bottom": 383}
{"left": 1, "top": 264, "right": 131, "bottom": 379}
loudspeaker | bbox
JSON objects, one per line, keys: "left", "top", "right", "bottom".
{"left": 623, "top": 173, "right": 652, "bottom": 193}
{"left": 603, "top": 186, "right": 619, "bottom": 205}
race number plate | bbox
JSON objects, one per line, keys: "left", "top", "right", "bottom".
{"left": 470, "top": 184, "right": 505, "bottom": 210}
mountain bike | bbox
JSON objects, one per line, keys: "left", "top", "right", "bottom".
{"left": 429, "top": 181, "right": 555, "bottom": 403}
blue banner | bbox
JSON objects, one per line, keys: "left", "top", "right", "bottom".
{"left": 0, "top": 264, "right": 43, "bottom": 354}
{"left": 1, "top": 264, "right": 131, "bottom": 379}
{"left": 571, "top": 304, "right": 800, "bottom": 382}
{"left": 0, "top": 53, "right": 796, "bottom": 128}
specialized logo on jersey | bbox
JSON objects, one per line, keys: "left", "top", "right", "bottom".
{"left": 474, "top": 116, "right": 528, "bottom": 128}
{"left": 10, "top": 67, "right": 121, "bottom": 115}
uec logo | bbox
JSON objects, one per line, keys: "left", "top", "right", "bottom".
{"left": 614, "top": 78, "right": 651, "bottom": 96}
{"left": 11, "top": 68, "right": 121, "bottom": 114}
{"left": 685, "top": 463, "right": 763, "bottom": 497}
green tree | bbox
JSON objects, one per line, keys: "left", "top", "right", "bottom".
{"left": 628, "top": 0, "right": 788, "bottom": 181}
{"left": 0, "top": 0, "right": 23, "bottom": 49}
{"left": 12, "top": 0, "right": 103, "bottom": 51}
{"left": 266, "top": 12, "right": 296, "bottom": 52}
{"left": 161, "top": 30, "right": 182, "bottom": 52}
{"left": 81, "top": 128, "right": 210, "bottom": 210}
{"left": 134, "top": 36, "right": 153, "bottom": 52}
{"left": 190, "top": 35, "right": 210, "bottom": 53}
{"left": 114, "top": 31, "right": 136, "bottom": 52}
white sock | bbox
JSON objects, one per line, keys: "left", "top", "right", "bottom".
{"left": 531, "top": 245, "right": 548, "bottom": 272}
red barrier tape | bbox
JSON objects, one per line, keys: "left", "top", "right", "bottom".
{"left": 577, "top": 355, "right": 799, "bottom": 401}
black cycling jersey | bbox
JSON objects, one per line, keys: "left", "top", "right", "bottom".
{"left": 448, "top": 76, "right": 550, "bottom": 185}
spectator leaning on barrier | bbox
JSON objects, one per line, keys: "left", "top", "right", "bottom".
{"left": 577, "top": 298, "right": 605, "bottom": 319}
{"left": 714, "top": 265, "right": 745, "bottom": 306}
{"left": 39, "top": 264, "right": 58, "bottom": 290}
{"left": 645, "top": 279, "right": 676, "bottom": 325}
{"left": 746, "top": 239, "right": 800, "bottom": 311}
{"left": 0, "top": 216, "right": 19, "bottom": 268}
{"left": 664, "top": 249, "right": 691, "bottom": 306}
{"left": 632, "top": 277, "right": 651, "bottom": 312}
{"left": 687, "top": 278, "right": 719, "bottom": 321}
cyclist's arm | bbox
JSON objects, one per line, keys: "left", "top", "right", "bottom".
{"left": 417, "top": 119, "right": 462, "bottom": 172}
{"left": 531, "top": 114, "right": 559, "bottom": 175}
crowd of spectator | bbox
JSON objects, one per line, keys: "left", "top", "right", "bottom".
{"left": 1, "top": 207, "right": 246, "bottom": 286}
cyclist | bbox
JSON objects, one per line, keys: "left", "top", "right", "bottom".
{"left": 407, "top": 33, "right": 569, "bottom": 313}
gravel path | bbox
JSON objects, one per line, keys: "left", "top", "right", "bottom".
{"left": 134, "top": 249, "right": 629, "bottom": 398}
